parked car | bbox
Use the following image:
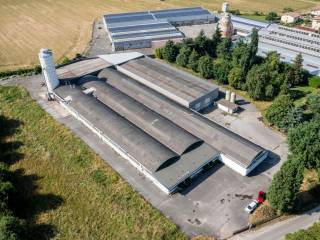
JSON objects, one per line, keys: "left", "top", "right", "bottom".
{"left": 257, "top": 191, "right": 265, "bottom": 203}
{"left": 244, "top": 200, "right": 258, "bottom": 214}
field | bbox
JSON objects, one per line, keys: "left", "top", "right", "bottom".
{"left": 0, "top": 86, "right": 187, "bottom": 240}
{"left": 0, "top": 0, "right": 319, "bottom": 72}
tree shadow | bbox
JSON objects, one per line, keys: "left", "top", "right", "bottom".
{"left": 0, "top": 115, "right": 63, "bottom": 239}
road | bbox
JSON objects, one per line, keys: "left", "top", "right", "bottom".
{"left": 231, "top": 205, "right": 320, "bottom": 240}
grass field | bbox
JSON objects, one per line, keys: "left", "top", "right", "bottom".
{"left": 0, "top": 86, "right": 187, "bottom": 240}
{"left": 0, "top": 0, "right": 318, "bottom": 72}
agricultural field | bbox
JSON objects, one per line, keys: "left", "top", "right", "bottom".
{"left": 0, "top": 0, "right": 318, "bottom": 72}
{"left": 0, "top": 86, "right": 187, "bottom": 240}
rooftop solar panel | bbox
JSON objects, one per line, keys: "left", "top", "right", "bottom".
{"left": 106, "top": 14, "right": 154, "bottom": 24}
{"left": 105, "top": 11, "right": 149, "bottom": 19}
{"left": 153, "top": 9, "right": 211, "bottom": 19}
{"left": 151, "top": 7, "right": 204, "bottom": 14}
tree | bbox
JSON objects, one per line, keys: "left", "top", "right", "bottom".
{"left": 247, "top": 28, "right": 259, "bottom": 67}
{"left": 187, "top": 50, "right": 200, "bottom": 72}
{"left": 214, "top": 60, "right": 231, "bottom": 84}
{"left": 246, "top": 64, "right": 270, "bottom": 99}
{"left": 198, "top": 55, "right": 214, "bottom": 79}
{"left": 306, "top": 93, "right": 320, "bottom": 117}
{"left": 287, "top": 54, "right": 304, "bottom": 86}
{"left": 176, "top": 46, "right": 191, "bottom": 67}
{"left": 155, "top": 48, "right": 163, "bottom": 59}
{"left": 228, "top": 67, "right": 244, "bottom": 89}
{"left": 281, "top": 107, "right": 305, "bottom": 132}
{"left": 211, "top": 26, "right": 222, "bottom": 57}
{"left": 217, "top": 38, "right": 232, "bottom": 60}
{"left": 267, "top": 154, "right": 304, "bottom": 212}
{"left": 231, "top": 41, "right": 248, "bottom": 68}
{"left": 265, "top": 94, "right": 294, "bottom": 127}
{"left": 194, "top": 30, "right": 209, "bottom": 56}
{"left": 162, "top": 40, "right": 178, "bottom": 63}
{"left": 265, "top": 11, "right": 279, "bottom": 22}
{"left": 285, "top": 221, "right": 320, "bottom": 240}
{"left": 288, "top": 119, "right": 320, "bottom": 169}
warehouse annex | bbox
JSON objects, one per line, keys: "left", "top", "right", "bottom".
{"left": 39, "top": 49, "right": 268, "bottom": 194}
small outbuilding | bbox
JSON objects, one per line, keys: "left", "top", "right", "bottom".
{"left": 216, "top": 99, "right": 239, "bottom": 114}
{"left": 281, "top": 12, "right": 301, "bottom": 24}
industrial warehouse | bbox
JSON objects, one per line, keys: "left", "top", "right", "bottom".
{"left": 39, "top": 49, "right": 268, "bottom": 194}
{"left": 103, "top": 7, "right": 217, "bottom": 51}
{"left": 102, "top": 5, "right": 320, "bottom": 76}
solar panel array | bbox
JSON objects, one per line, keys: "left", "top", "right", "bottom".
{"left": 103, "top": 7, "right": 217, "bottom": 51}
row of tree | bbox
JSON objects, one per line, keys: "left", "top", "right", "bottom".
{"left": 266, "top": 92, "right": 320, "bottom": 212}
{"left": 156, "top": 28, "right": 307, "bottom": 101}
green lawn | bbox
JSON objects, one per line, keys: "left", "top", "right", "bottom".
{"left": 0, "top": 86, "right": 187, "bottom": 240}
{"left": 240, "top": 14, "right": 268, "bottom": 22}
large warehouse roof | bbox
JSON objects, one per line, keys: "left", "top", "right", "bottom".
{"left": 55, "top": 85, "right": 178, "bottom": 173}
{"left": 81, "top": 77, "right": 203, "bottom": 155}
{"left": 117, "top": 56, "right": 219, "bottom": 107}
{"left": 98, "top": 67, "right": 265, "bottom": 169}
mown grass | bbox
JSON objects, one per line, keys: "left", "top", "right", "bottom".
{"left": 0, "top": 0, "right": 318, "bottom": 72}
{"left": 0, "top": 86, "right": 187, "bottom": 240}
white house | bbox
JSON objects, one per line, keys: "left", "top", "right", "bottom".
{"left": 281, "top": 12, "right": 301, "bottom": 24}
{"left": 312, "top": 16, "right": 320, "bottom": 31}
{"left": 311, "top": 7, "right": 320, "bottom": 16}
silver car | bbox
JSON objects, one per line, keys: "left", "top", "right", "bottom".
{"left": 244, "top": 200, "right": 258, "bottom": 214}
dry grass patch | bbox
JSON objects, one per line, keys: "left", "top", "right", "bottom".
{"left": 249, "top": 202, "right": 279, "bottom": 226}
{"left": 0, "top": 0, "right": 318, "bottom": 71}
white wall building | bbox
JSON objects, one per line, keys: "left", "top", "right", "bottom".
{"left": 312, "top": 16, "right": 320, "bottom": 31}
{"left": 281, "top": 12, "right": 301, "bottom": 24}
{"left": 311, "top": 7, "right": 320, "bottom": 16}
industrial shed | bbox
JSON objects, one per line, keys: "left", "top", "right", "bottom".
{"left": 55, "top": 82, "right": 218, "bottom": 194}
{"left": 103, "top": 7, "right": 217, "bottom": 51}
{"left": 116, "top": 56, "right": 219, "bottom": 111}
{"left": 41, "top": 51, "right": 268, "bottom": 193}
{"left": 98, "top": 65, "right": 268, "bottom": 176}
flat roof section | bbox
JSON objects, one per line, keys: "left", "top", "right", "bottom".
{"left": 56, "top": 58, "right": 111, "bottom": 80}
{"left": 154, "top": 143, "right": 219, "bottom": 191}
{"left": 80, "top": 77, "right": 203, "bottom": 155}
{"left": 118, "top": 56, "right": 219, "bottom": 106}
{"left": 55, "top": 85, "right": 178, "bottom": 173}
{"left": 100, "top": 68, "right": 265, "bottom": 168}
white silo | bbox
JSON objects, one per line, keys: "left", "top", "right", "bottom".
{"left": 225, "top": 90, "right": 231, "bottom": 101}
{"left": 38, "top": 49, "right": 59, "bottom": 98}
{"left": 230, "top": 92, "right": 236, "bottom": 103}
{"left": 222, "top": 2, "right": 229, "bottom": 13}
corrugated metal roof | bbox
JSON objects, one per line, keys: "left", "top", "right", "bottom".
{"left": 102, "top": 65, "right": 265, "bottom": 168}
{"left": 56, "top": 58, "right": 111, "bottom": 80}
{"left": 118, "top": 56, "right": 218, "bottom": 104}
{"left": 55, "top": 85, "right": 179, "bottom": 173}
{"left": 98, "top": 52, "right": 144, "bottom": 65}
{"left": 80, "top": 76, "right": 203, "bottom": 155}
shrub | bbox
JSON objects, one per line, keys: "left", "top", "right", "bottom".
{"left": 249, "top": 204, "right": 278, "bottom": 225}
{"left": 187, "top": 50, "right": 200, "bottom": 72}
{"left": 155, "top": 48, "right": 163, "bottom": 59}
{"left": 0, "top": 215, "right": 24, "bottom": 240}
{"left": 308, "top": 76, "right": 320, "bottom": 89}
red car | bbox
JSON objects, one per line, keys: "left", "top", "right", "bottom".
{"left": 257, "top": 191, "right": 265, "bottom": 203}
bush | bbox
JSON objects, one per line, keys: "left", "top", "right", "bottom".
{"left": 0, "top": 215, "right": 24, "bottom": 240}
{"left": 155, "top": 48, "right": 163, "bottom": 59}
{"left": 249, "top": 204, "right": 278, "bottom": 225}
{"left": 308, "top": 76, "right": 320, "bottom": 89}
